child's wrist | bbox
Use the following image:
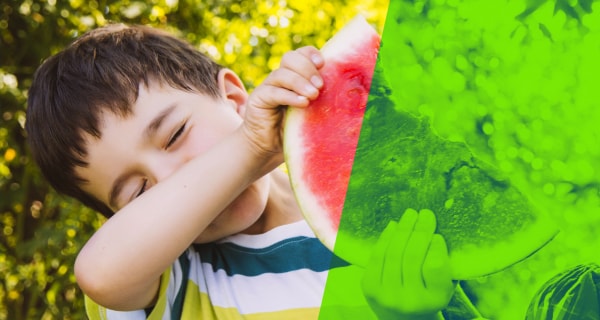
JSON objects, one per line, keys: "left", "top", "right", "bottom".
{"left": 235, "top": 126, "right": 284, "bottom": 179}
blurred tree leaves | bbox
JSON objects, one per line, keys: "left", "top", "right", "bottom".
{"left": 0, "top": 0, "right": 388, "bottom": 318}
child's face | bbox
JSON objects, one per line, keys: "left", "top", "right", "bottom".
{"left": 76, "top": 74, "right": 269, "bottom": 243}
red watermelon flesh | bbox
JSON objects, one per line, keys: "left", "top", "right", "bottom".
{"left": 284, "top": 15, "right": 380, "bottom": 251}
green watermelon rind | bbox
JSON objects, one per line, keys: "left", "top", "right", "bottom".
{"left": 334, "top": 215, "right": 558, "bottom": 279}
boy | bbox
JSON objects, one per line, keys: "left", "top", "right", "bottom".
{"left": 26, "top": 23, "right": 455, "bottom": 319}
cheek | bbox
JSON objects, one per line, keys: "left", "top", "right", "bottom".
{"left": 185, "top": 127, "right": 213, "bottom": 157}
{"left": 185, "top": 120, "right": 242, "bottom": 158}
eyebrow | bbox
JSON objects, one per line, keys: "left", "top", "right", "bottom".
{"left": 144, "top": 104, "right": 178, "bottom": 141}
{"left": 108, "top": 104, "right": 178, "bottom": 209}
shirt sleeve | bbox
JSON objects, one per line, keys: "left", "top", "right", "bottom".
{"left": 83, "top": 255, "right": 185, "bottom": 320}
{"left": 84, "top": 294, "right": 148, "bottom": 320}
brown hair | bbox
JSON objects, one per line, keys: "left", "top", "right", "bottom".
{"left": 26, "top": 24, "right": 224, "bottom": 218}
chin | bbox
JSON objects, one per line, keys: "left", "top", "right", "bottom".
{"left": 192, "top": 177, "right": 270, "bottom": 244}
{"left": 191, "top": 212, "right": 263, "bottom": 244}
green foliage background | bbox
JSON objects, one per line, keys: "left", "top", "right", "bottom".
{"left": 0, "top": 1, "right": 386, "bottom": 319}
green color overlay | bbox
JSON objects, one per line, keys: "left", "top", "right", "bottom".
{"left": 321, "top": 0, "right": 600, "bottom": 319}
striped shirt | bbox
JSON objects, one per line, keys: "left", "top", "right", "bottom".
{"left": 85, "top": 220, "right": 350, "bottom": 320}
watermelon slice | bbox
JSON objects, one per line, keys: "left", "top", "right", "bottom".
{"left": 526, "top": 263, "right": 600, "bottom": 320}
{"left": 283, "top": 15, "right": 558, "bottom": 279}
{"left": 284, "top": 15, "right": 379, "bottom": 251}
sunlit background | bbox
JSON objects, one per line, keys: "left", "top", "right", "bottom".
{"left": 0, "top": 1, "right": 386, "bottom": 318}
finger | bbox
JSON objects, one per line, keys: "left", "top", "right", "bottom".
{"left": 397, "top": 208, "right": 419, "bottom": 232}
{"left": 381, "top": 209, "right": 418, "bottom": 287}
{"left": 402, "top": 209, "right": 436, "bottom": 289}
{"left": 248, "top": 84, "right": 309, "bottom": 110}
{"left": 362, "top": 221, "right": 397, "bottom": 296}
{"left": 262, "top": 68, "right": 320, "bottom": 101}
{"left": 294, "top": 46, "right": 325, "bottom": 68}
{"left": 422, "top": 234, "right": 453, "bottom": 290}
{"left": 279, "top": 49, "right": 323, "bottom": 89}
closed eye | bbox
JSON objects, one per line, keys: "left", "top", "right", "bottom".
{"left": 136, "top": 178, "right": 148, "bottom": 198}
{"left": 166, "top": 123, "right": 186, "bottom": 149}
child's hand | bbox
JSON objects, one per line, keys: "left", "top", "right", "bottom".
{"left": 362, "top": 209, "right": 455, "bottom": 320}
{"left": 242, "top": 46, "right": 324, "bottom": 160}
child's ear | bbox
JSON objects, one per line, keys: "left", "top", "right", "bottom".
{"left": 217, "top": 69, "right": 248, "bottom": 116}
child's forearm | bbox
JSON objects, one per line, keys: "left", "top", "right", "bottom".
{"left": 75, "top": 127, "right": 281, "bottom": 310}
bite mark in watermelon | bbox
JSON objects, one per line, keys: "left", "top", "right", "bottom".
{"left": 283, "top": 15, "right": 558, "bottom": 280}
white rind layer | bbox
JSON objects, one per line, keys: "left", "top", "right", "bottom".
{"left": 320, "top": 15, "right": 376, "bottom": 62}
{"left": 284, "top": 113, "right": 337, "bottom": 251}
{"left": 283, "top": 15, "right": 378, "bottom": 254}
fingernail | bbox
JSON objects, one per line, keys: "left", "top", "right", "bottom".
{"left": 311, "top": 75, "right": 323, "bottom": 88}
{"left": 311, "top": 54, "right": 323, "bottom": 65}
{"left": 305, "top": 84, "right": 318, "bottom": 96}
